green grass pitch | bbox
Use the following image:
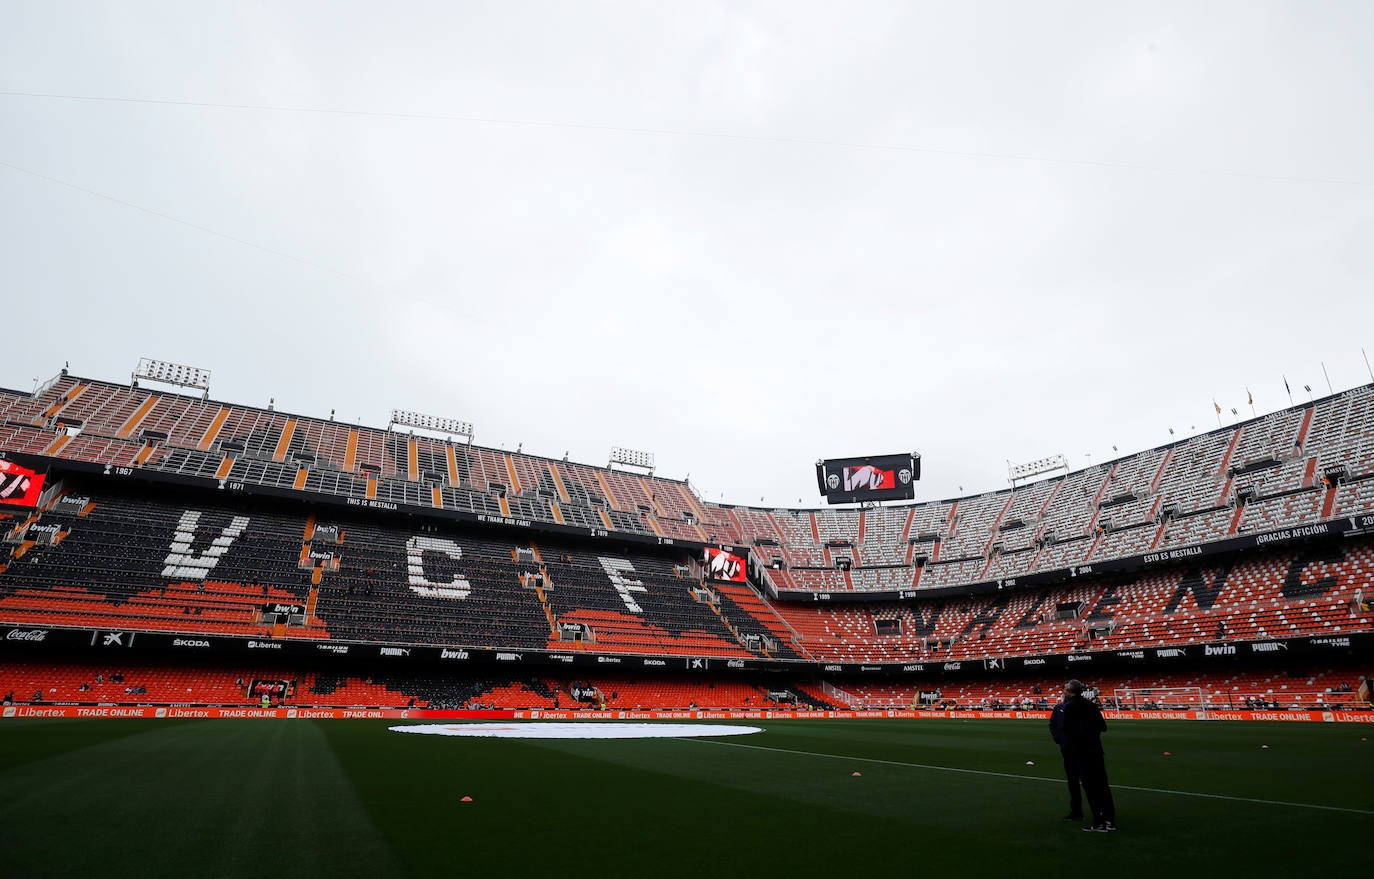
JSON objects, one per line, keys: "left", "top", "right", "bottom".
{"left": 0, "top": 718, "right": 1369, "bottom": 878}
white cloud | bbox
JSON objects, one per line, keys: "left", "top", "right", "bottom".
{"left": 2, "top": 1, "right": 1373, "bottom": 508}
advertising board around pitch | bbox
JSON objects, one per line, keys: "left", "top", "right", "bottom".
{"left": 815, "top": 453, "right": 919, "bottom": 504}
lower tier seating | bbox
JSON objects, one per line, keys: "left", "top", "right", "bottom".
{"left": 2, "top": 659, "right": 1366, "bottom": 712}
{"left": 831, "top": 666, "right": 1368, "bottom": 711}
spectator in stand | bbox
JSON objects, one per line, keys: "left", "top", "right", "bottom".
{"left": 1049, "top": 692, "right": 1083, "bottom": 822}
{"left": 1062, "top": 680, "right": 1116, "bottom": 832}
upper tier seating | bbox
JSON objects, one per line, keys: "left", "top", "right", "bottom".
{"left": 5, "top": 375, "right": 1374, "bottom": 596}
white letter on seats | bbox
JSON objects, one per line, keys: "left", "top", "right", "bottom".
{"left": 161, "top": 510, "right": 251, "bottom": 579}
{"left": 598, "top": 557, "right": 647, "bottom": 613}
{"left": 406, "top": 536, "right": 471, "bottom": 599}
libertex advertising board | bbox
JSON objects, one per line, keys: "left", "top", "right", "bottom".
{"left": 815, "top": 453, "right": 919, "bottom": 504}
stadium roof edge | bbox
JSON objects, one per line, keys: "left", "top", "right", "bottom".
{"left": 17, "top": 368, "right": 1374, "bottom": 516}
{"left": 710, "top": 380, "right": 1374, "bottom": 515}
{"left": 51, "top": 373, "right": 693, "bottom": 487}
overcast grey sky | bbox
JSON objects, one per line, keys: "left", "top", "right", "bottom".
{"left": 2, "top": 2, "right": 1372, "bottom": 507}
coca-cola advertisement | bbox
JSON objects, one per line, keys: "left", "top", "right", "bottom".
{"left": 4, "top": 628, "right": 49, "bottom": 643}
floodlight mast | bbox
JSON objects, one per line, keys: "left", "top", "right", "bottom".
{"left": 1007, "top": 453, "right": 1069, "bottom": 488}
{"left": 132, "top": 357, "right": 211, "bottom": 399}
{"left": 609, "top": 446, "right": 655, "bottom": 474}
{"left": 388, "top": 409, "right": 474, "bottom": 443}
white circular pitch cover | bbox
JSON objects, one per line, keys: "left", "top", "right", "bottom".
{"left": 388, "top": 722, "right": 763, "bottom": 739}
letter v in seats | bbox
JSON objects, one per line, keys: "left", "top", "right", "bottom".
{"left": 161, "top": 510, "right": 252, "bottom": 578}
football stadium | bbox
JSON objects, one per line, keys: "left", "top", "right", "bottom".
{"left": 5, "top": 4, "right": 1374, "bottom": 877}
{"left": 1, "top": 365, "right": 1372, "bottom": 876}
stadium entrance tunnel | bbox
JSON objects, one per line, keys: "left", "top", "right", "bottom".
{"left": 388, "top": 722, "right": 764, "bottom": 739}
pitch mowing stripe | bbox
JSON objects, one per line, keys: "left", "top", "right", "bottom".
{"left": 688, "top": 738, "right": 1374, "bottom": 816}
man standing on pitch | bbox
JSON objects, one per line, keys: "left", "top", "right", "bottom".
{"left": 1061, "top": 679, "right": 1117, "bottom": 832}
{"left": 1048, "top": 689, "right": 1083, "bottom": 821}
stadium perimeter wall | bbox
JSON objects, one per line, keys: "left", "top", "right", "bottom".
{"left": 4, "top": 706, "right": 1373, "bottom": 722}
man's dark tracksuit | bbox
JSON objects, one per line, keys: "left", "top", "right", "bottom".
{"left": 1061, "top": 695, "right": 1116, "bottom": 826}
{"left": 1048, "top": 700, "right": 1082, "bottom": 817}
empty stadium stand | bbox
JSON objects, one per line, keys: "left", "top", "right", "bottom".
{"left": 0, "top": 482, "right": 779, "bottom": 659}
{"left": 827, "top": 666, "right": 1368, "bottom": 711}
{"left": 2, "top": 657, "right": 1364, "bottom": 712}
{"left": 2, "top": 367, "right": 1373, "bottom": 717}
{"left": 763, "top": 541, "right": 1374, "bottom": 663}
{"left": 6, "top": 372, "right": 1374, "bottom": 600}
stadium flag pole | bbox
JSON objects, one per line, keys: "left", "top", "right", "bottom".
{"left": 1322, "top": 361, "right": 1334, "bottom": 395}
{"left": 1284, "top": 375, "right": 1293, "bottom": 405}
{"left": 1213, "top": 398, "right": 1223, "bottom": 428}
{"left": 1247, "top": 387, "right": 1255, "bottom": 418}
{"left": 1363, "top": 348, "right": 1373, "bottom": 383}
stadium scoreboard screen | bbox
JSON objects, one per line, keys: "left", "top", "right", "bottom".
{"left": 815, "top": 453, "right": 919, "bottom": 504}
{"left": 0, "top": 459, "right": 44, "bottom": 508}
{"left": 703, "top": 547, "right": 747, "bottom": 582}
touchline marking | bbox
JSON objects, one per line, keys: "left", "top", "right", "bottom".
{"left": 687, "top": 739, "right": 1374, "bottom": 816}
